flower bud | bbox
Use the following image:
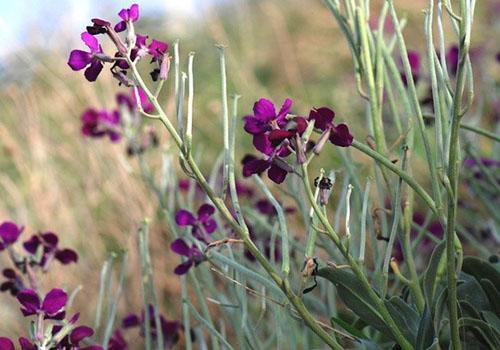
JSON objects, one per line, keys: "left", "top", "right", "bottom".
{"left": 313, "top": 128, "right": 331, "bottom": 155}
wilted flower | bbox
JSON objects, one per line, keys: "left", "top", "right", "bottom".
{"left": 170, "top": 239, "right": 205, "bottom": 275}
{"left": 0, "top": 221, "right": 24, "bottom": 250}
{"left": 81, "top": 108, "right": 121, "bottom": 142}
{"left": 114, "top": 4, "right": 140, "bottom": 32}
{"left": 175, "top": 204, "right": 217, "bottom": 243}
{"left": 0, "top": 268, "right": 24, "bottom": 296}
{"left": 308, "top": 107, "right": 353, "bottom": 147}
{"left": 68, "top": 32, "right": 106, "bottom": 82}
{"left": 23, "top": 232, "right": 78, "bottom": 269}
{"left": 17, "top": 288, "right": 67, "bottom": 319}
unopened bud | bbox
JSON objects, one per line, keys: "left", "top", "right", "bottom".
{"left": 295, "top": 134, "right": 307, "bottom": 164}
{"left": 313, "top": 128, "right": 331, "bottom": 155}
{"left": 112, "top": 70, "right": 133, "bottom": 87}
{"left": 159, "top": 54, "right": 171, "bottom": 80}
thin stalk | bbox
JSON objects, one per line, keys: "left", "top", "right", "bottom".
{"left": 217, "top": 45, "right": 230, "bottom": 199}
{"left": 358, "top": 178, "right": 371, "bottom": 263}
{"left": 446, "top": 1, "right": 472, "bottom": 348}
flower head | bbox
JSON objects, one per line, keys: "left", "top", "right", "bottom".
{"left": 308, "top": 107, "right": 353, "bottom": 147}
{"left": 17, "top": 288, "right": 67, "bottom": 319}
{"left": 170, "top": 239, "right": 205, "bottom": 275}
{"left": 0, "top": 221, "right": 24, "bottom": 250}
{"left": 23, "top": 232, "right": 78, "bottom": 269}
{"left": 241, "top": 154, "right": 293, "bottom": 184}
{"left": 243, "top": 98, "right": 292, "bottom": 136}
{"left": 81, "top": 108, "right": 121, "bottom": 142}
{"left": 175, "top": 204, "right": 217, "bottom": 243}
{"left": 114, "top": 4, "right": 140, "bottom": 32}
{"left": 68, "top": 32, "right": 105, "bottom": 82}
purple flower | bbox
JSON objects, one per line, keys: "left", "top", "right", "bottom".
{"left": 170, "top": 239, "right": 205, "bottom": 275}
{"left": 18, "top": 338, "right": 36, "bottom": 350}
{"left": 241, "top": 153, "right": 293, "bottom": 184}
{"left": 117, "top": 87, "right": 154, "bottom": 114}
{"left": 17, "top": 288, "right": 67, "bottom": 319}
{"left": 0, "top": 268, "right": 24, "bottom": 296}
{"left": 122, "top": 306, "right": 183, "bottom": 347}
{"left": 400, "top": 50, "right": 421, "bottom": 86}
{"left": 308, "top": 107, "right": 353, "bottom": 147}
{"left": 68, "top": 32, "right": 105, "bottom": 82}
{"left": 255, "top": 198, "right": 295, "bottom": 218}
{"left": 108, "top": 330, "right": 128, "bottom": 350}
{"left": 243, "top": 98, "right": 292, "bottom": 136}
{"left": 23, "top": 232, "right": 78, "bottom": 269}
{"left": 56, "top": 325, "right": 103, "bottom": 350}
{"left": 463, "top": 157, "right": 500, "bottom": 168}
{"left": 131, "top": 34, "right": 169, "bottom": 62}
{"left": 81, "top": 108, "right": 122, "bottom": 142}
{"left": 446, "top": 45, "right": 459, "bottom": 76}
{"left": 0, "top": 221, "right": 24, "bottom": 250}
{"left": 0, "top": 337, "right": 14, "bottom": 350}
{"left": 114, "top": 4, "right": 140, "bottom": 32}
{"left": 175, "top": 204, "right": 217, "bottom": 243}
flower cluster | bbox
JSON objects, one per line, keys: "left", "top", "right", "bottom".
{"left": 0, "top": 221, "right": 78, "bottom": 297}
{"left": 107, "top": 305, "right": 185, "bottom": 349}
{"left": 242, "top": 98, "right": 353, "bottom": 184}
{"left": 68, "top": 4, "right": 169, "bottom": 84}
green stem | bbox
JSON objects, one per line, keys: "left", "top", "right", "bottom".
{"left": 352, "top": 140, "right": 437, "bottom": 215}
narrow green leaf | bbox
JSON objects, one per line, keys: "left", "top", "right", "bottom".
{"left": 423, "top": 241, "right": 445, "bottom": 308}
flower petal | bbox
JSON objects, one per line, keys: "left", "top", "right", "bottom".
{"left": 242, "top": 157, "right": 270, "bottom": 177}
{"left": 17, "top": 289, "right": 40, "bottom": 314}
{"left": 175, "top": 210, "right": 196, "bottom": 226}
{"left": 84, "top": 60, "right": 104, "bottom": 82}
{"left": 253, "top": 98, "right": 276, "bottom": 121}
{"left": 252, "top": 133, "right": 273, "bottom": 155}
{"left": 70, "top": 326, "right": 94, "bottom": 345}
{"left": 202, "top": 219, "right": 217, "bottom": 234}
{"left": 0, "top": 337, "right": 14, "bottom": 350}
{"left": 170, "top": 239, "right": 191, "bottom": 257}
{"left": 55, "top": 249, "right": 78, "bottom": 264}
{"left": 0, "top": 221, "right": 23, "bottom": 244}
{"left": 329, "top": 123, "right": 353, "bottom": 147}
{"left": 197, "top": 204, "right": 215, "bottom": 219}
{"left": 243, "top": 116, "right": 266, "bottom": 134}
{"left": 42, "top": 288, "right": 67, "bottom": 315}
{"left": 81, "top": 32, "right": 100, "bottom": 52}
{"left": 174, "top": 260, "right": 193, "bottom": 275}
{"left": 277, "top": 98, "right": 293, "bottom": 119}
{"left": 114, "top": 21, "right": 127, "bottom": 33}
{"left": 22, "top": 235, "right": 40, "bottom": 254}
{"left": 268, "top": 165, "right": 288, "bottom": 184}
{"left": 122, "top": 313, "right": 140, "bottom": 328}
{"left": 129, "top": 4, "right": 140, "bottom": 22}
{"left": 18, "top": 338, "right": 36, "bottom": 350}
{"left": 309, "top": 107, "right": 334, "bottom": 130}
{"left": 68, "top": 50, "right": 92, "bottom": 71}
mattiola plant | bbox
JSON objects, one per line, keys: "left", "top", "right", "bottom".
{"left": 3, "top": 0, "right": 498, "bottom": 349}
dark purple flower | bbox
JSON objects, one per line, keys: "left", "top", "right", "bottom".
{"left": 446, "top": 45, "right": 459, "bottom": 76}
{"left": 23, "top": 232, "right": 78, "bottom": 269}
{"left": 0, "top": 221, "right": 24, "bottom": 250}
{"left": 235, "top": 180, "right": 254, "bottom": 197}
{"left": 68, "top": 32, "right": 105, "bottom": 82}
{"left": 114, "top": 4, "right": 140, "bottom": 32}
{"left": 122, "top": 306, "right": 183, "bottom": 347}
{"left": 109, "top": 330, "right": 128, "bottom": 350}
{"left": 0, "top": 268, "right": 24, "bottom": 296}
{"left": 241, "top": 153, "right": 293, "bottom": 184}
{"left": 400, "top": 50, "right": 421, "bottom": 86}
{"left": 308, "top": 107, "right": 353, "bottom": 147}
{"left": 55, "top": 325, "right": 103, "bottom": 350}
{"left": 122, "top": 314, "right": 141, "bottom": 328}
{"left": 81, "top": 108, "right": 122, "bottom": 142}
{"left": 463, "top": 157, "right": 500, "bottom": 168}
{"left": 255, "top": 198, "right": 295, "bottom": 218}
{"left": 243, "top": 98, "right": 292, "bottom": 136}
{"left": 0, "top": 337, "right": 14, "bottom": 350}
{"left": 170, "top": 239, "right": 205, "bottom": 275}
{"left": 17, "top": 288, "right": 67, "bottom": 319}
{"left": 18, "top": 337, "right": 36, "bottom": 350}
{"left": 175, "top": 204, "right": 217, "bottom": 243}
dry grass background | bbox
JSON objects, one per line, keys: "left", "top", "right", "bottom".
{"left": 0, "top": 0, "right": 498, "bottom": 345}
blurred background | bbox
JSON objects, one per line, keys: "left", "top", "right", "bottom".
{"left": 0, "top": 0, "right": 498, "bottom": 346}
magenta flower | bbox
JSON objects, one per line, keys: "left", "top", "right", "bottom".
{"left": 243, "top": 98, "right": 292, "bottom": 136}
{"left": 446, "top": 45, "right": 459, "bottom": 76}
{"left": 175, "top": 204, "right": 217, "bottom": 242}
{"left": 0, "top": 221, "right": 24, "bottom": 250}
{"left": 267, "top": 116, "right": 308, "bottom": 146}
{"left": 170, "top": 239, "right": 205, "bottom": 275}
{"left": 81, "top": 108, "right": 121, "bottom": 142}
{"left": 114, "top": 4, "right": 140, "bottom": 32}
{"left": 241, "top": 153, "right": 293, "bottom": 184}
{"left": 131, "top": 34, "right": 169, "bottom": 62}
{"left": 308, "top": 107, "right": 353, "bottom": 147}
{"left": 23, "top": 232, "right": 78, "bottom": 269}
{"left": 17, "top": 288, "right": 67, "bottom": 319}
{"left": 0, "top": 337, "right": 14, "bottom": 350}
{"left": 56, "top": 325, "right": 103, "bottom": 350}
{"left": 108, "top": 330, "right": 128, "bottom": 350}
{"left": 68, "top": 32, "right": 105, "bottom": 82}
{"left": 117, "top": 87, "right": 154, "bottom": 114}
{"left": 0, "top": 268, "right": 24, "bottom": 296}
